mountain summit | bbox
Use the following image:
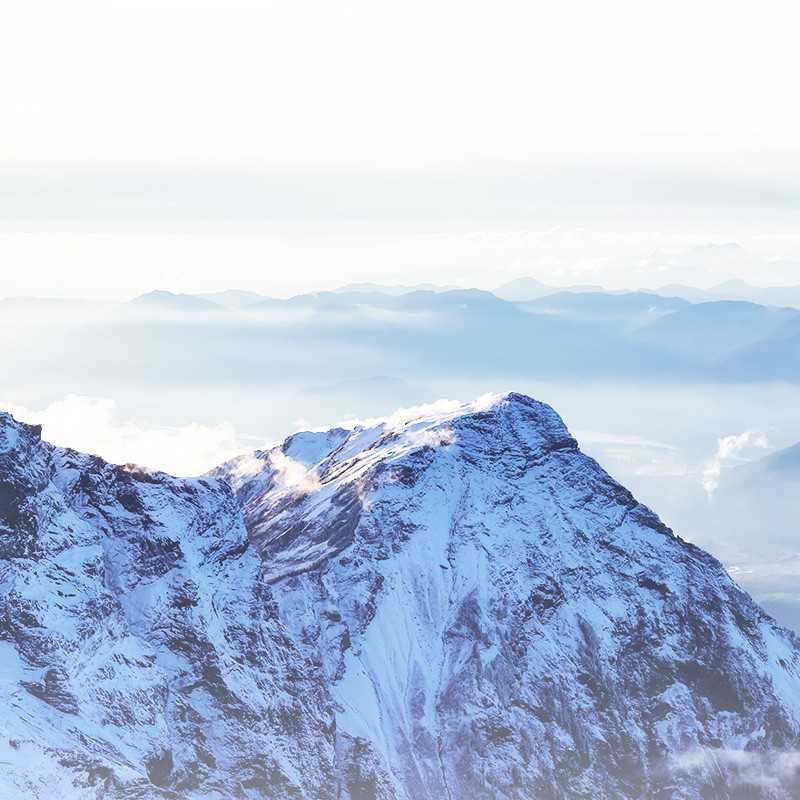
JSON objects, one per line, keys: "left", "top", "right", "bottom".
{"left": 2, "top": 395, "right": 800, "bottom": 798}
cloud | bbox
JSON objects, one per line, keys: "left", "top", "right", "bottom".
{"left": 672, "top": 748, "right": 800, "bottom": 792}
{"left": 702, "top": 430, "right": 769, "bottom": 497}
{"left": 227, "top": 452, "right": 269, "bottom": 481}
{"left": 1, "top": 394, "right": 260, "bottom": 476}
{"left": 268, "top": 450, "right": 321, "bottom": 494}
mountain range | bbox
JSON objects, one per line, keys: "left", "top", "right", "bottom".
{"left": 3, "top": 285, "right": 800, "bottom": 389}
{"left": 2, "top": 394, "right": 800, "bottom": 798}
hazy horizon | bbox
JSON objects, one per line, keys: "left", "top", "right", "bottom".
{"left": 2, "top": 236, "right": 800, "bottom": 303}
{"left": 4, "top": 2, "right": 800, "bottom": 300}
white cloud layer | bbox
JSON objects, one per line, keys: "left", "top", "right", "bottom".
{"left": 4, "top": 1, "right": 800, "bottom": 170}
{"left": 1, "top": 394, "right": 257, "bottom": 476}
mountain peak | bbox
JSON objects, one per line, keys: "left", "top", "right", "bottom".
{"left": 210, "top": 392, "right": 800, "bottom": 798}
{"left": 402, "top": 391, "right": 577, "bottom": 457}
{"left": 212, "top": 392, "right": 639, "bottom": 585}
{"left": 5, "top": 396, "right": 800, "bottom": 798}
{"left": 354, "top": 391, "right": 569, "bottom": 438}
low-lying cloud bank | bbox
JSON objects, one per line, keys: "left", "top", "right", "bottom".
{"left": 1, "top": 394, "right": 260, "bottom": 476}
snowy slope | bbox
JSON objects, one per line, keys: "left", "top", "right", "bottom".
{"left": 3, "top": 395, "right": 800, "bottom": 798}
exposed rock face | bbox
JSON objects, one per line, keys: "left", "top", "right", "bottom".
{"left": 3, "top": 395, "right": 800, "bottom": 798}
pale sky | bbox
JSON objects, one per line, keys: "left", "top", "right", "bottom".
{"left": 5, "top": 0, "right": 800, "bottom": 169}
{"left": 2, "top": 0, "right": 800, "bottom": 296}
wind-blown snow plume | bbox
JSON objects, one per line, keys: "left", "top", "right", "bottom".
{"left": 702, "top": 430, "right": 769, "bottom": 497}
{"left": 269, "top": 449, "right": 321, "bottom": 493}
{"left": 326, "top": 393, "right": 506, "bottom": 433}
{"left": 404, "top": 426, "right": 455, "bottom": 449}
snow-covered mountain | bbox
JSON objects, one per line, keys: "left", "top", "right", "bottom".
{"left": 3, "top": 395, "right": 800, "bottom": 798}
{"left": 0, "top": 413, "right": 336, "bottom": 799}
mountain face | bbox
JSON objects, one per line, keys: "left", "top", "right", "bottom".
{"left": 0, "top": 414, "right": 336, "bottom": 799}
{"left": 3, "top": 395, "right": 800, "bottom": 799}
{"left": 520, "top": 291, "right": 689, "bottom": 332}
{"left": 635, "top": 300, "right": 800, "bottom": 366}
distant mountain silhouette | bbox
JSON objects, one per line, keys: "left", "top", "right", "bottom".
{"left": 194, "top": 289, "right": 268, "bottom": 309}
{"left": 127, "top": 290, "right": 223, "bottom": 312}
